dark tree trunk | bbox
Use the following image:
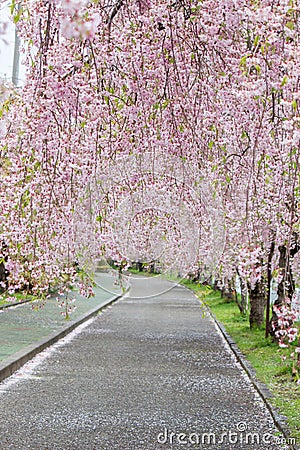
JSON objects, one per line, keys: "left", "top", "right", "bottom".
{"left": 269, "top": 234, "right": 300, "bottom": 339}
{"left": 136, "top": 261, "right": 143, "bottom": 272}
{"left": 265, "top": 240, "right": 275, "bottom": 338}
{"left": 278, "top": 245, "right": 295, "bottom": 303}
{"left": 148, "top": 261, "right": 155, "bottom": 273}
{"left": 214, "top": 278, "right": 221, "bottom": 291}
{"left": 221, "top": 278, "right": 236, "bottom": 302}
{"left": 227, "top": 278, "right": 235, "bottom": 300}
{"left": 0, "top": 242, "right": 9, "bottom": 292}
{"left": 191, "top": 268, "right": 201, "bottom": 283}
{"left": 0, "top": 261, "right": 7, "bottom": 292}
{"left": 248, "top": 278, "right": 266, "bottom": 328}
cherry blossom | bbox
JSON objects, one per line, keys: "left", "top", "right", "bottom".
{"left": 0, "top": 0, "right": 299, "bottom": 348}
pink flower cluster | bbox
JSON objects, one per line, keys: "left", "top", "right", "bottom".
{"left": 272, "top": 300, "right": 298, "bottom": 348}
{"left": 238, "top": 247, "right": 262, "bottom": 290}
{"left": 1, "top": 0, "right": 300, "bottom": 344}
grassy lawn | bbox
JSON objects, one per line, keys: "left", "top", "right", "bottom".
{"left": 180, "top": 279, "right": 300, "bottom": 443}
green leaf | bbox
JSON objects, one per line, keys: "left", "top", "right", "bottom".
{"left": 286, "top": 21, "right": 294, "bottom": 30}
{"left": 281, "top": 75, "right": 289, "bottom": 87}
{"left": 240, "top": 55, "right": 248, "bottom": 68}
{"left": 253, "top": 35, "right": 260, "bottom": 48}
{"left": 10, "top": 0, "right": 16, "bottom": 15}
{"left": 13, "top": 8, "right": 22, "bottom": 24}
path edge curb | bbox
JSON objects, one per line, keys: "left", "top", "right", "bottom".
{"left": 180, "top": 283, "right": 298, "bottom": 450}
{"left": 0, "top": 299, "right": 32, "bottom": 310}
{"left": 0, "top": 287, "right": 129, "bottom": 385}
{"left": 209, "top": 308, "right": 299, "bottom": 450}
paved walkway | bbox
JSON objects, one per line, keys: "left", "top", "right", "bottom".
{"left": 0, "top": 271, "right": 122, "bottom": 362}
{"left": 0, "top": 276, "right": 292, "bottom": 449}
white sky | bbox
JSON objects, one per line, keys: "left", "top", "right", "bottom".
{"left": 0, "top": 1, "right": 26, "bottom": 85}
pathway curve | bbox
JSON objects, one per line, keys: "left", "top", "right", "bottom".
{"left": 0, "top": 275, "right": 292, "bottom": 449}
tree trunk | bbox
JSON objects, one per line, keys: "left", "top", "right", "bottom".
{"left": 222, "top": 278, "right": 235, "bottom": 302}
{"left": 0, "top": 242, "right": 9, "bottom": 292}
{"left": 136, "top": 261, "right": 143, "bottom": 272}
{"left": 235, "top": 268, "right": 247, "bottom": 315}
{"left": 269, "top": 235, "right": 299, "bottom": 339}
{"left": 265, "top": 240, "right": 275, "bottom": 338}
{"left": 0, "top": 261, "right": 7, "bottom": 292}
{"left": 213, "top": 278, "right": 221, "bottom": 291}
{"left": 148, "top": 261, "right": 155, "bottom": 273}
{"left": 248, "top": 279, "right": 266, "bottom": 328}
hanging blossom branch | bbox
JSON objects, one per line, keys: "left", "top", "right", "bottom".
{"left": 0, "top": 0, "right": 299, "bottom": 358}
{"left": 106, "top": 0, "right": 124, "bottom": 28}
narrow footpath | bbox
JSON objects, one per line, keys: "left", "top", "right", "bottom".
{"left": 0, "top": 276, "right": 291, "bottom": 450}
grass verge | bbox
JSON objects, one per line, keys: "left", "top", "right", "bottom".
{"left": 180, "top": 278, "right": 300, "bottom": 444}
{"left": 0, "top": 292, "right": 34, "bottom": 308}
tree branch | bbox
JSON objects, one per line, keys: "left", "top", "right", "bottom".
{"left": 107, "top": 0, "right": 124, "bottom": 28}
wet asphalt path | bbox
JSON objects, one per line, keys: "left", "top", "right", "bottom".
{"left": 0, "top": 276, "right": 290, "bottom": 449}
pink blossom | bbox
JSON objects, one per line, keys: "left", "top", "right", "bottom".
{"left": 60, "top": 0, "right": 89, "bottom": 15}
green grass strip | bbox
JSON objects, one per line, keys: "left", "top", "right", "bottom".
{"left": 180, "top": 279, "right": 300, "bottom": 443}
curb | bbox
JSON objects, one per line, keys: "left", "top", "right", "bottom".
{"left": 0, "top": 288, "right": 129, "bottom": 384}
{"left": 209, "top": 309, "right": 299, "bottom": 450}
{"left": 180, "top": 283, "right": 298, "bottom": 450}
{"left": 0, "top": 299, "right": 32, "bottom": 310}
